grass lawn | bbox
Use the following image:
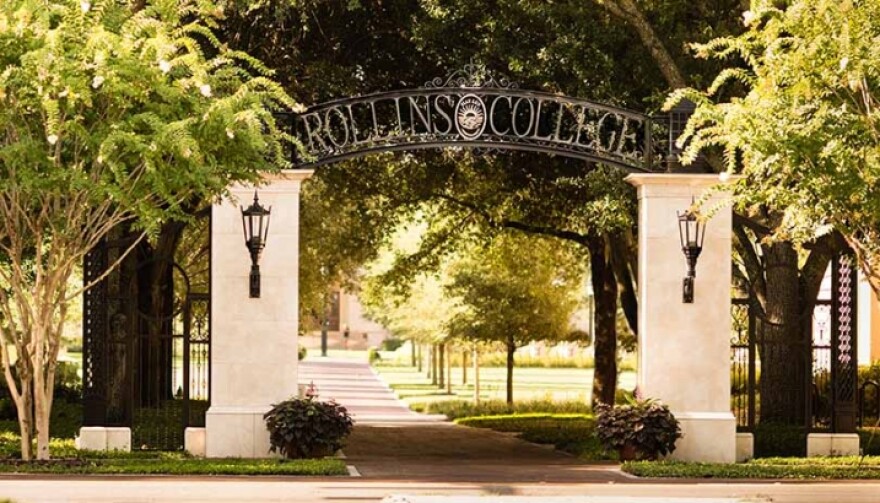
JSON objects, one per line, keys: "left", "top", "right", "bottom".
{"left": 0, "top": 431, "right": 347, "bottom": 476}
{"left": 624, "top": 457, "right": 880, "bottom": 479}
{"left": 0, "top": 457, "right": 347, "bottom": 476}
{"left": 374, "top": 364, "right": 636, "bottom": 406}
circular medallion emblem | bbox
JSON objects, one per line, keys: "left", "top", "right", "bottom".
{"left": 455, "top": 94, "right": 487, "bottom": 140}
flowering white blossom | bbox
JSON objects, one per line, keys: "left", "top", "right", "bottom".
{"left": 226, "top": 128, "right": 235, "bottom": 139}
{"left": 840, "top": 57, "right": 849, "bottom": 71}
{"left": 199, "top": 84, "right": 211, "bottom": 97}
{"left": 91, "top": 75, "right": 104, "bottom": 89}
{"left": 47, "top": 134, "right": 58, "bottom": 145}
{"left": 159, "top": 60, "right": 172, "bottom": 74}
{"left": 742, "top": 10, "right": 754, "bottom": 26}
{"left": 80, "top": 1, "right": 90, "bottom": 13}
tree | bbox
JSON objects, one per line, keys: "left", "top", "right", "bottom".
{"left": 672, "top": 0, "right": 880, "bottom": 297}
{"left": 0, "top": 0, "right": 295, "bottom": 459}
{"left": 446, "top": 233, "right": 584, "bottom": 404}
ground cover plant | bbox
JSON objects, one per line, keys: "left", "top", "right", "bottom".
{"left": 0, "top": 431, "right": 346, "bottom": 475}
{"left": 624, "top": 457, "right": 880, "bottom": 480}
{"left": 0, "top": 458, "right": 347, "bottom": 476}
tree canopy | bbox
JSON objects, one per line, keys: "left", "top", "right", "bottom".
{"left": 673, "top": 0, "right": 880, "bottom": 295}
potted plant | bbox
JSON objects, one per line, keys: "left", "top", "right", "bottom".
{"left": 264, "top": 396, "right": 354, "bottom": 459}
{"left": 595, "top": 398, "right": 681, "bottom": 461}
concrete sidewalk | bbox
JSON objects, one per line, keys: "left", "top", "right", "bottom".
{"left": 298, "top": 358, "right": 445, "bottom": 423}
{"left": 2, "top": 477, "right": 880, "bottom": 502}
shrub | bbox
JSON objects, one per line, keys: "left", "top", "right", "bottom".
{"left": 753, "top": 422, "right": 806, "bottom": 458}
{"left": 367, "top": 347, "right": 381, "bottom": 364}
{"left": 380, "top": 338, "right": 405, "bottom": 352}
{"left": 595, "top": 399, "right": 681, "bottom": 461}
{"left": 409, "top": 398, "right": 591, "bottom": 419}
{"left": 263, "top": 397, "right": 353, "bottom": 459}
{"left": 298, "top": 346, "right": 307, "bottom": 361}
{"left": 860, "top": 428, "right": 880, "bottom": 456}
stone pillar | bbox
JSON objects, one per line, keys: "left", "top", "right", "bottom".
{"left": 206, "top": 170, "right": 312, "bottom": 458}
{"left": 626, "top": 173, "right": 736, "bottom": 463}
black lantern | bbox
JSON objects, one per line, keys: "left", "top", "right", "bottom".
{"left": 241, "top": 191, "right": 271, "bottom": 298}
{"left": 677, "top": 201, "right": 706, "bottom": 303}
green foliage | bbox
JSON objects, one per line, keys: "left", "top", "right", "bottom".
{"left": 263, "top": 397, "right": 354, "bottom": 459}
{"left": 367, "top": 347, "right": 381, "bottom": 364}
{"left": 129, "top": 400, "right": 209, "bottom": 450}
{"left": 675, "top": 0, "right": 880, "bottom": 292}
{"left": 409, "top": 399, "right": 591, "bottom": 420}
{"left": 298, "top": 346, "right": 308, "bottom": 361}
{"left": 753, "top": 422, "right": 806, "bottom": 458}
{"left": 0, "top": 0, "right": 297, "bottom": 234}
{"left": 445, "top": 232, "right": 584, "bottom": 348}
{"left": 48, "top": 400, "right": 82, "bottom": 440}
{"left": 859, "top": 428, "right": 880, "bottom": 456}
{"left": 623, "top": 459, "right": 880, "bottom": 480}
{"left": 0, "top": 457, "right": 346, "bottom": 476}
{"left": 595, "top": 399, "right": 681, "bottom": 460}
{"left": 380, "top": 338, "right": 405, "bottom": 352}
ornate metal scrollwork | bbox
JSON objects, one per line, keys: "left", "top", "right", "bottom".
{"left": 424, "top": 62, "right": 519, "bottom": 89}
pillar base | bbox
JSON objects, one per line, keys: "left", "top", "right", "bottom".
{"left": 669, "top": 412, "right": 736, "bottom": 463}
{"left": 205, "top": 407, "right": 276, "bottom": 458}
{"left": 185, "top": 427, "right": 206, "bottom": 457}
{"left": 77, "top": 427, "right": 131, "bottom": 452}
{"left": 736, "top": 432, "right": 754, "bottom": 462}
{"left": 807, "top": 433, "right": 860, "bottom": 457}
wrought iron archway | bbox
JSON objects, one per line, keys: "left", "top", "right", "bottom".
{"left": 282, "top": 64, "right": 686, "bottom": 172}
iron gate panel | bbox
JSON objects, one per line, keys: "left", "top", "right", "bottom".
{"left": 83, "top": 212, "right": 211, "bottom": 450}
{"left": 731, "top": 251, "right": 859, "bottom": 434}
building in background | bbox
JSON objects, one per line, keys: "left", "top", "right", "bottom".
{"left": 300, "top": 290, "right": 391, "bottom": 351}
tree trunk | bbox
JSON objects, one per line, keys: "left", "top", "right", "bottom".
{"left": 438, "top": 344, "right": 445, "bottom": 388}
{"left": 445, "top": 345, "right": 452, "bottom": 395}
{"left": 15, "top": 379, "right": 33, "bottom": 461}
{"left": 34, "top": 378, "right": 51, "bottom": 460}
{"left": 589, "top": 236, "right": 618, "bottom": 407}
{"left": 473, "top": 344, "right": 481, "bottom": 404}
{"left": 610, "top": 233, "right": 638, "bottom": 337}
{"left": 416, "top": 344, "right": 422, "bottom": 372}
{"left": 462, "top": 349, "right": 468, "bottom": 385}
{"left": 758, "top": 241, "right": 806, "bottom": 424}
{"left": 429, "top": 345, "right": 436, "bottom": 384}
{"left": 506, "top": 335, "right": 515, "bottom": 405}
{"left": 411, "top": 340, "right": 417, "bottom": 367}
{"left": 602, "top": 0, "right": 687, "bottom": 89}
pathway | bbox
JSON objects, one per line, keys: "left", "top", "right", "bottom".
{"left": 298, "top": 357, "right": 626, "bottom": 483}
{"left": 298, "top": 358, "right": 443, "bottom": 423}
